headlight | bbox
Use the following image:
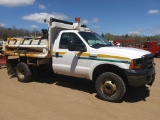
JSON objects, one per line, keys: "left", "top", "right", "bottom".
{"left": 129, "top": 58, "right": 143, "bottom": 70}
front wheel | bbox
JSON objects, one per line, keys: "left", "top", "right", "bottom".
{"left": 95, "top": 72, "right": 126, "bottom": 102}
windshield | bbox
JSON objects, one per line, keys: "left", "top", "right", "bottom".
{"left": 79, "top": 31, "right": 113, "bottom": 48}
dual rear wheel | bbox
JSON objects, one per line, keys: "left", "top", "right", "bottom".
{"left": 16, "top": 62, "right": 36, "bottom": 82}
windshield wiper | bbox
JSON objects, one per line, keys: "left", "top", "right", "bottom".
{"left": 91, "top": 43, "right": 112, "bottom": 48}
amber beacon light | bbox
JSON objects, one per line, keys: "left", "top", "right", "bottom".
{"left": 75, "top": 17, "right": 80, "bottom": 23}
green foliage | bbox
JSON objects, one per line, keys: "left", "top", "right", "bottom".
{"left": 103, "top": 32, "right": 160, "bottom": 44}
{"left": 101, "top": 33, "right": 105, "bottom": 38}
{"left": 0, "top": 25, "right": 159, "bottom": 44}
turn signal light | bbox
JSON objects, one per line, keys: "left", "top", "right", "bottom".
{"left": 129, "top": 60, "right": 134, "bottom": 69}
{"left": 129, "top": 59, "right": 142, "bottom": 70}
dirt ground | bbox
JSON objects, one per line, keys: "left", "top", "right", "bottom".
{"left": 0, "top": 58, "right": 160, "bottom": 120}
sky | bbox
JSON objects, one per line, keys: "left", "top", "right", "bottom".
{"left": 0, "top": 0, "right": 160, "bottom": 36}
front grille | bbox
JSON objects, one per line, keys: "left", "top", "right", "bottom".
{"left": 142, "top": 54, "right": 154, "bottom": 70}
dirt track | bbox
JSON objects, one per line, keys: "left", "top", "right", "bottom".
{"left": 0, "top": 58, "right": 160, "bottom": 120}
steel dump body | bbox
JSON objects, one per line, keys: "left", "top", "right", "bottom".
{"left": 4, "top": 18, "right": 88, "bottom": 59}
{"left": 5, "top": 38, "right": 49, "bottom": 58}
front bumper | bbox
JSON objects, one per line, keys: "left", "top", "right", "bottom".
{"left": 124, "top": 68, "right": 156, "bottom": 87}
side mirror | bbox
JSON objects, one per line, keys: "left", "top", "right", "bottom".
{"left": 80, "top": 45, "right": 87, "bottom": 52}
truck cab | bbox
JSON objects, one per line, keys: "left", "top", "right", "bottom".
{"left": 5, "top": 17, "right": 156, "bottom": 102}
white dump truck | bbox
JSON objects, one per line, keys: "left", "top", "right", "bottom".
{"left": 4, "top": 17, "right": 156, "bottom": 102}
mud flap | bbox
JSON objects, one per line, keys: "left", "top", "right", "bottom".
{"left": 6, "top": 57, "right": 19, "bottom": 76}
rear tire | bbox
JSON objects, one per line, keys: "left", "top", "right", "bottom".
{"left": 95, "top": 72, "right": 126, "bottom": 102}
{"left": 16, "top": 62, "right": 32, "bottom": 82}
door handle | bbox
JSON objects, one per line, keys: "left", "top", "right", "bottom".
{"left": 55, "top": 52, "right": 59, "bottom": 58}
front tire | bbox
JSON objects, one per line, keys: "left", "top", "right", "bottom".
{"left": 16, "top": 62, "right": 32, "bottom": 82}
{"left": 95, "top": 72, "right": 126, "bottom": 102}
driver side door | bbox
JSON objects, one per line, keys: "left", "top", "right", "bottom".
{"left": 52, "top": 32, "right": 88, "bottom": 78}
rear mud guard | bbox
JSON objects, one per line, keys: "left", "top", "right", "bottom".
{"left": 6, "top": 57, "right": 19, "bottom": 76}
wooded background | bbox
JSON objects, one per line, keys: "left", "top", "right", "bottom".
{"left": 102, "top": 33, "right": 160, "bottom": 44}
{"left": 0, "top": 26, "right": 160, "bottom": 44}
{"left": 0, "top": 27, "right": 42, "bottom": 40}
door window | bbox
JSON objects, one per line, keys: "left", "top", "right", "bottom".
{"left": 59, "top": 33, "right": 84, "bottom": 50}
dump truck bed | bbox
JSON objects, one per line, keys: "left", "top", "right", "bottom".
{"left": 5, "top": 39, "right": 49, "bottom": 58}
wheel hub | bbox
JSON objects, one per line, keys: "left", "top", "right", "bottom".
{"left": 18, "top": 67, "right": 25, "bottom": 79}
{"left": 102, "top": 81, "right": 116, "bottom": 95}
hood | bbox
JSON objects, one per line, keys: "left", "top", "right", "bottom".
{"left": 95, "top": 46, "right": 151, "bottom": 59}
